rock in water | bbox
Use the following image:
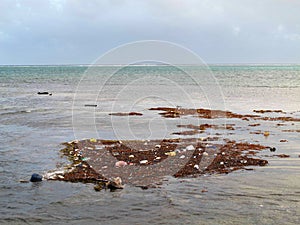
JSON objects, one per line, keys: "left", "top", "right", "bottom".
{"left": 107, "top": 177, "right": 124, "bottom": 190}
{"left": 30, "top": 173, "right": 43, "bottom": 182}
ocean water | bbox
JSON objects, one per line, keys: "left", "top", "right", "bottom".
{"left": 0, "top": 65, "right": 299, "bottom": 224}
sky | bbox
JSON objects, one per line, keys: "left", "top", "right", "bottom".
{"left": 0, "top": 0, "right": 300, "bottom": 65}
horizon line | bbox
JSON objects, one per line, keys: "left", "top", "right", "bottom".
{"left": 0, "top": 62, "right": 300, "bottom": 67}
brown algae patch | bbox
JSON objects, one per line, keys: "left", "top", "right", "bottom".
{"left": 47, "top": 138, "right": 269, "bottom": 189}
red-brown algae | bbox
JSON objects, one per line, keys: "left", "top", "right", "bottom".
{"left": 49, "top": 138, "right": 269, "bottom": 188}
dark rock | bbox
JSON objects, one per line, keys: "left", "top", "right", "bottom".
{"left": 30, "top": 173, "right": 43, "bottom": 182}
{"left": 37, "top": 91, "right": 52, "bottom": 95}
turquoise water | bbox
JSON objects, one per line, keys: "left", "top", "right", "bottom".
{"left": 0, "top": 65, "right": 299, "bottom": 224}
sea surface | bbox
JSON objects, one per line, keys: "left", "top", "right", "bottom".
{"left": 0, "top": 65, "right": 299, "bottom": 224}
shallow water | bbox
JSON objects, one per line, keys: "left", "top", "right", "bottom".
{"left": 0, "top": 65, "right": 299, "bottom": 224}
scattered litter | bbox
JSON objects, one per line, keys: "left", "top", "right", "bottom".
{"left": 180, "top": 155, "right": 186, "bottom": 159}
{"left": 263, "top": 131, "right": 270, "bottom": 137}
{"left": 129, "top": 155, "right": 135, "bottom": 158}
{"left": 165, "top": 151, "right": 176, "bottom": 156}
{"left": 194, "top": 165, "right": 199, "bottom": 170}
{"left": 186, "top": 145, "right": 195, "bottom": 151}
{"left": 140, "top": 160, "right": 148, "bottom": 164}
{"left": 203, "top": 152, "right": 209, "bottom": 156}
{"left": 155, "top": 144, "right": 161, "bottom": 148}
{"left": 115, "top": 161, "right": 128, "bottom": 167}
{"left": 90, "top": 138, "right": 97, "bottom": 142}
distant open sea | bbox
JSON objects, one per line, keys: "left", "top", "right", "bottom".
{"left": 0, "top": 65, "right": 299, "bottom": 224}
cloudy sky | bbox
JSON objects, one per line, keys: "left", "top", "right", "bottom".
{"left": 0, "top": 0, "right": 300, "bottom": 65}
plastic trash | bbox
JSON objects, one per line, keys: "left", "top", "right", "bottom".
{"left": 165, "top": 151, "right": 176, "bottom": 156}
{"left": 115, "top": 161, "right": 128, "bottom": 167}
{"left": 90, "top": 138, "right": 97, "bottom": 142}
{"left": 186, "top": 145, "right": 195, "bottom": 151}
{"left": 139, "top": 160, "right": 148, "bottom": 164}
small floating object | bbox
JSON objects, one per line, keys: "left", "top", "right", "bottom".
{"left": 186, "top": 145, "right": 195, "bottom": 151}
{"left": 180, "top": 155, "right": 186, "bottom": 159}
{"left": 139, "top": 160, "right": 148, "bottom": 164}
{"left": 30, "top": 173, "right": 43, "bottom": 182}
{"left": 220, "top": 162, "right": 224, "bottom": 165}
{"left": 129, "top": 155, "right": 134, "bottom": 158}
{"left": 165, "top": 151, "right": 176, "bottom": 156}
{"left": 194, "top": 165, "right": 199, "bottom": 170}
{"left": 90, "top": 138, "right": 97, "bottom": 142}
{"left": 115, "top": 161, "right": 128, "bottom": 167}
{"left": 37, "top": 91, "right": 52, "bottom": 95}
{"left": 20, "top": 180, "right": 29, "bottom": 183}
{"left": 155, "top": 144, "right": 161, "bottom": 148}
{"left": 263, "top": 131, "right": 270, "bottom": 137}
{"left": 203, "top": 152, "right": 209, "bottom": 156}
{"left": 84, "top": 104, "right": 97, "bottom": 107}
{"left": 155, "top": 157, "right": 161, "bottom": 160}
{"left": 269, "top": 147, "right": 276, "bottom": 152}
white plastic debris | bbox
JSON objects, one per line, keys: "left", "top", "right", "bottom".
{"left": 155, "top": 144, "right": 161, "bottom": 148}
{"left": 220, "top": 162, "right": 224, "bottom": 165}
{"left": 203, "top": 152, "right": 209, "bottom": 156}
{"left": 115, "top": 161, "right": 128, "bottom": 167}
{"left": 194, "top": 165, "right": 199, "bottom": 170}
{"left": 140, "top": 160, "right": 148, "bottom": 164}
{"left": 129, "top": 155, "right": 134, "bottom": 158}
{"left": 180, "top": 155, "right": 186, "bottom": 159}
{"left": 186, "top": 145, "right": 195, "bottom": 151}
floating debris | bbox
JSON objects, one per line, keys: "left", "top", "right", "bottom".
{"left": 37, "top": 91, "right": 52, "bottom": 96}
{"left": 186, "top": 145, "right": 195, "bottom": 151}
{"left": 84, "top": 104, "right": 97, "bottom": 107}
{"left": 109, "top": 112, "right": 143, "bottom": 116}
{"left": 165, "top": 151, "right": 176, "bottom": 156}
{"left": 115, "top": 161, "right": 128, "bottom": 167}
{"left": 139, "top": 160, "right": 148, "bottom": 164}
